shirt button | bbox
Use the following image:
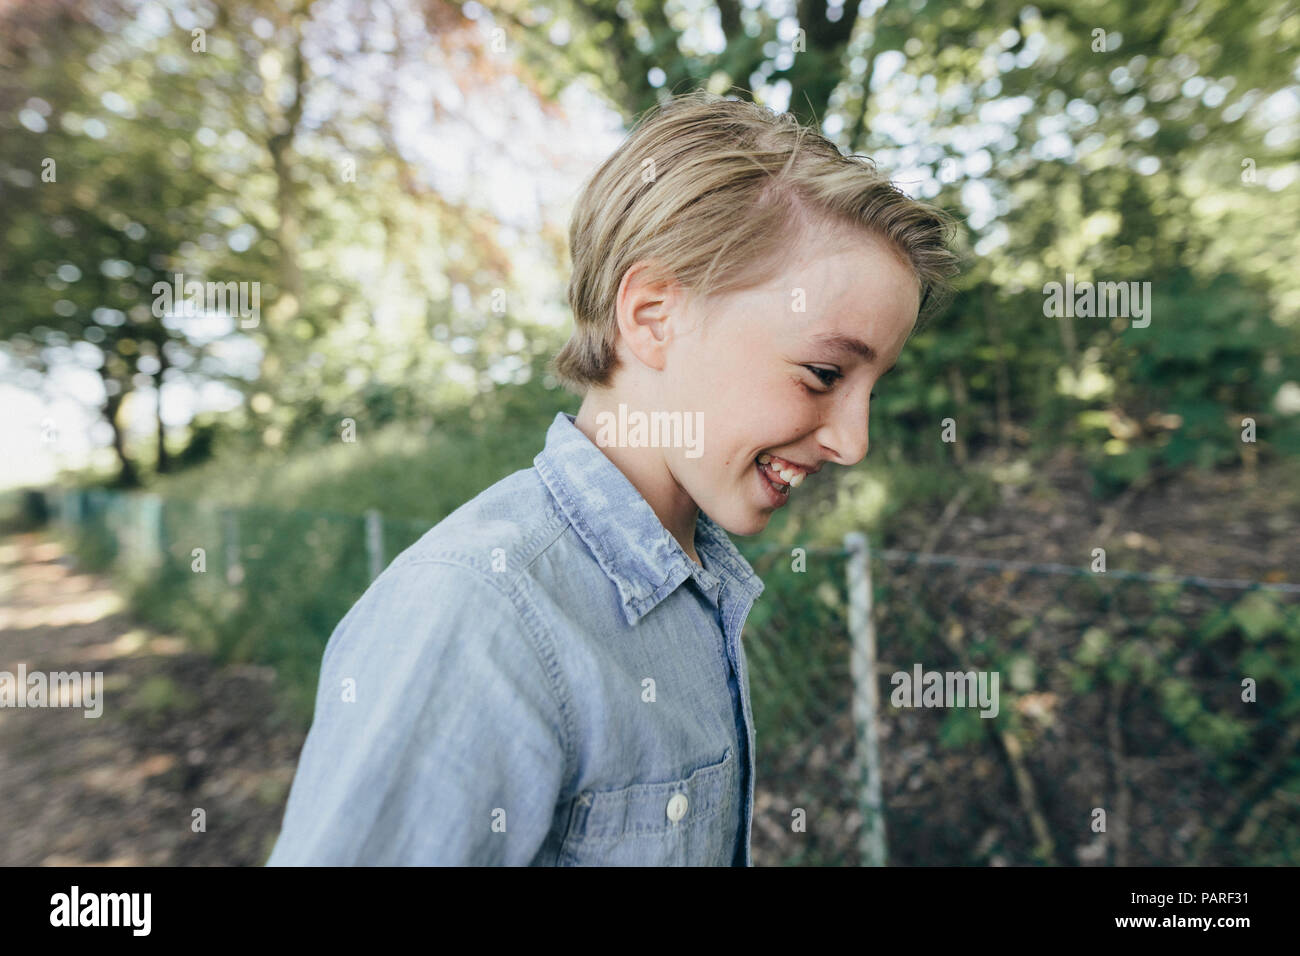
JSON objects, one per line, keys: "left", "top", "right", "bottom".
{"left": 666, "top": 792, "right": 689, "bottom": 823}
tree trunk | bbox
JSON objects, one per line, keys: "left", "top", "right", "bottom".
{"left": 155, "top": 345, "right": 171, "bottom": 474}
{"left": 104, "top": 384, "right": 140, "bottom": 488}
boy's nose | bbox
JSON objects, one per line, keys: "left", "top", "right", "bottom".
{"left": 816, "top": 395, "right": 871, "bottom": 466}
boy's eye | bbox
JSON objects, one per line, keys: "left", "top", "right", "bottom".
{"left": 804, "top": 366, "right": 842, "bottom": 388}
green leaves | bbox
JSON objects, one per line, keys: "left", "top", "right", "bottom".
{"left": 1230, "top": 592, "right": 1289, "bottom": 642}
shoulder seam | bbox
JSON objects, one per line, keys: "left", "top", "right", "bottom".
{"left": 386, "top": 553, "right": 578, "bottom": 795}
{"left": 390, "top": 467, "right": 566, "bottom": 587}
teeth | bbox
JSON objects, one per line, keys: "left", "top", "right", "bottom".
{"left": 758, "top": 454, "right": 811, "bottom": 493}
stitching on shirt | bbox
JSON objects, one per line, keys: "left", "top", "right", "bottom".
{"left": 695, "top": 514, "right": 764, "bottom": 597}
{"left": 543, "top": 413, "right": 764, "bottom": 598}
{"left": 572, "top": 799, "right": 729, "bottom": 842}
{"left": 566, "top": 748, "right": 735, "bottom": 842}
{"left": 535, "top": 451, "right": 658, "bottom": 604}
{"left": 534, "top": 436, "right": 691, "bottom": 620}
{"left": 392, "top": 490, "right": 567, "bottom": 590}
{"left": 537, "top": 415, "right": 769, "bottom": 624}
{"left": 539, "top": 451, "right": 729, "bottom": 626}
{"left": 395, "top": 551, "right": 579, "bottom": 795}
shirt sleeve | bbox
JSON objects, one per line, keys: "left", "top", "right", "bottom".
{"left": 265, "top": 558, "right": 569, "bottom": 866}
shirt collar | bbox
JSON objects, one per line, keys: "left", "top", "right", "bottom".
{"left": 534, "top": 411, "right": 765, "bottom": 626}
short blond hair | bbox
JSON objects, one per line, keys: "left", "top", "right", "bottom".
{"left": 549, "top": 90, "right": 962, "bottom": 394}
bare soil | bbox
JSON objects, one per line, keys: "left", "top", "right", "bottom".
{"left": 0, "top": 533, "right": 304, "bottom": 866}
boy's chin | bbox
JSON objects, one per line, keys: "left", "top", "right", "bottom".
{"left": 699, "top": 498, "right": 772, "bottom": 537}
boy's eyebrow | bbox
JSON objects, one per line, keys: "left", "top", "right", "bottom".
{"left": 810, "top": 331, "right": 894, "bottom": 372}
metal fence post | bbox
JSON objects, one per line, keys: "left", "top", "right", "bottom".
{"left": 846, "top": 531, "right": 887, "bottom": 867}
{"left": 364, "top": 509, "right": 384, "bottom": 581}
{"left": 63, "top": 487, "right": 80, "bottom": 531}
{"left": 138, "top": 494, "right": 163, "bottom": 571}
{"left": 222, "top": 508, "right": 243, "bottom": 585}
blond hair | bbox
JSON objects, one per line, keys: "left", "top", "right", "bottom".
{"left": 550, "top": 90, "right": 962, "bottom": 393}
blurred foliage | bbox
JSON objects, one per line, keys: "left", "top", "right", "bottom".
{"left": 1, "top": 0, "right": 563, "bottom": 487}
{"left": 1, "top": 0, "right": 1295, "bottom": 511}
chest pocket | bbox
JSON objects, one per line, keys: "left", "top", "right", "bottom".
{"left": 558, "top": 748, "right": 736, "bottom": 866}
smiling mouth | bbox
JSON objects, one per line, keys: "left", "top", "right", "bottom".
{"left": 756, "top": 458, "right": 791, "bottom": 494}
{"left": 757, "top": 452, "right": 811, "bottom": 487}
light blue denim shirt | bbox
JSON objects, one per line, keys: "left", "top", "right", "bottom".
{"left": 266, "top": 411, "right": 766, "bottom": 866}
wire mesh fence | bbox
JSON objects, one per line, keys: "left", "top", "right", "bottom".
{"left": 32, "top": 486, "right": 1300, "bottom": 866}
{"left": 743, "top": 542, "right": 1300, "bottom": 866}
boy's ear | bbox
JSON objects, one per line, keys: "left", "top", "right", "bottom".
{"left": 615, "top": 260, "right": 682, "bottom": 369}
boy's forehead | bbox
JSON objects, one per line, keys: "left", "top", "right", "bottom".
{"left": 697, "top": 231, "right": 919, "bottom": 354}
{"left": 772, "top": 232, "right": 917, "bottom": 300}
{"left": 771, "top": 240, "right": 920, "bottom": 328}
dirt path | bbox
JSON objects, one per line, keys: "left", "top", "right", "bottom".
{"left": 0, "top": 531, "right": 305, "bottom": 866}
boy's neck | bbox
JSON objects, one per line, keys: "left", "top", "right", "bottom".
{"left": 573, "top": 393, "right": 703, "bottom": 567}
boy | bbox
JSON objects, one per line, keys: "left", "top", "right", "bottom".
{"left": 266, "top": 90, "right": 959, "bottom": 866}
